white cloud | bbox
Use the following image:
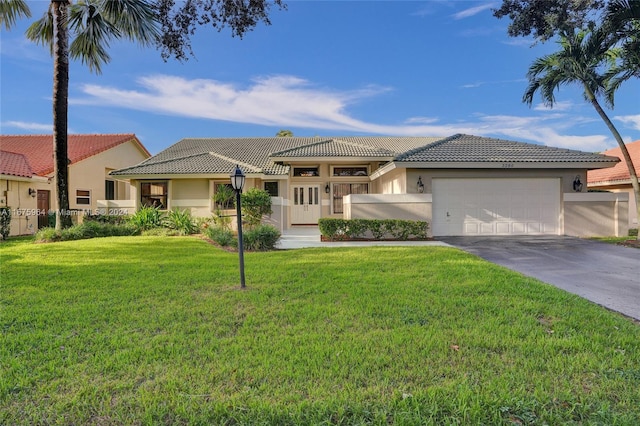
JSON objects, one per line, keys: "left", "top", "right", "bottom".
{"left": 73, "top": 73, "right": 617, "bottom": 152}
{"left": 2, "top": 121, "right": 52, "bottom": 132}
{"left": 502, "top": 38, "right": 535, "bottom": 47}
{"left": 533, "top": 101, "right": 575, "bottom": 112}
{"left": 404, "top": 117, "right": 440, "bottom": 125}
{"left": 452, "top": 3, "right": 499, "bottom": 20}
{"left": 615, "top": 114, "right": 640, "bottom": 132}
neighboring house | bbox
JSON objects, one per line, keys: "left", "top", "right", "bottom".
{"left": 0, "top": 134, "right": 150, "bottom": 236}
{"left": 111, "top": 134, "right": 627, "bottom": 237}
{"left": 588, "top": 140, "right": 640, "bottom": 228}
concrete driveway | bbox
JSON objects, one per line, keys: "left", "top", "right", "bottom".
{"left": 438, "top": 236, "right": 640, "bottom": 321}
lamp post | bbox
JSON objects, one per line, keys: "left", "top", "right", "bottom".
{"left": 230, "top": 165, "right": 246, "bottom": 288}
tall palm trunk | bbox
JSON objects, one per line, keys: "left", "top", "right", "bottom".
{"left": 52, "top": 0, "right": 71, "bottom": 230}
{"left": 585, "top": 85, "right": 640, "bottom": 239}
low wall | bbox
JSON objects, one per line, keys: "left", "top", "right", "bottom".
{"left": 344, "top": 194, "right": 433, "bottom": 235}
{"left": 343, "top": 193, "right": 629, "bottom": 237}
{"left": 564, "top": 193, "right": 629, "bottom": 237}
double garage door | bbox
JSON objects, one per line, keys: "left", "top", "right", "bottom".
{"left": 432, "top": 178, "right": 560, "bottom": 236}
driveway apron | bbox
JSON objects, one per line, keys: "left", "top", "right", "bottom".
{"left": 439, "top": 236, "right": 640, "bottom": 321}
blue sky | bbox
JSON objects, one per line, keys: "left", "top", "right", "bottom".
{"left": 1, "top": 1, "right": 638, "bottom": 155}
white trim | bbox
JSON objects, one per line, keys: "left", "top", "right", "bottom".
{"left": 0, "top": 174, "right": 49, "bottom": 183}
{"left": 370, "top": 162, "right": 397, "bottom": 180}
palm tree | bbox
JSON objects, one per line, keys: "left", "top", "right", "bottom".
{"left": 523, "top": 29, "right": 640, "bottom": 238}
{"left": 601, "top": 0, "right": 640, "bottom": 99}
{"left": 2, "top": 0, "right": 284, "bottom": 229}
{"left": 276, "top": 129, "right": 294, "bottom": 137}
{"left": 2, "top": 0, "right": 159, "bottom": 229}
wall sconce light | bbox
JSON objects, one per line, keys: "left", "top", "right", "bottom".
{"left": 28, "top": 188, "right": 37, "bottom": 197}
{"left": 572, "top": 176, "right": 583, "bottom": 192}
{"left": 417, "top": 177, "right": 424, "bottom": 193}
{"left": 325, "top": 184, "right": 330, "bottom": 194}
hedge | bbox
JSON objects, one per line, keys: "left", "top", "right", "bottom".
{"left": 318, "top": 218, "right": 429, "bottom": 241}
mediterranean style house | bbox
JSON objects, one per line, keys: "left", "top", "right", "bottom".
{"left": 588, "top": 140, "right": 640, "bottom": 228}
{"left": 0, "top": 134, "right": 150, "bottom": 236}
{"left": 109, "top": 134, "right": 628, "bottom": 237}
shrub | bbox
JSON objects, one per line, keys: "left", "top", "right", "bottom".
{"left": 212, "top": 209, "right": 232, "bottom": 230}
{"left": 35, "top": 222, "right": 138, "bottom": 242}
{"left": 129, "top": 206, "right": 166, "bottom": 230}
{"left": 35, "top": 227, "right": 60, "bottom": 242}
{"left": 165, "top": 208, "right": 196, "bottom": 235}
{"left": 84, "top": 213, "right": 128, "bottom": 225}
{"left": 205, "top": 225, "right": 236, "bottom": 247}
{"left": 241, "top": 188, "right": 273, "bottom": 228}
{"left": 0, "top": 207, "right": 11, "bottom": 240}
{"left": 318, "top": 218, "right": 429, "bottom": 241}
{"left": 243, "top": 224, "right": 281, "bottom": 251}
{"left": 629, "top": 228, "right": 638, "bottom": 237}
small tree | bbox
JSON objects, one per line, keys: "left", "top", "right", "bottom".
{"left": 240, "top": 188, "right": 272, "bottom": 228}
{"left": 213, "top": 184, "right": 235, "bottom": 209}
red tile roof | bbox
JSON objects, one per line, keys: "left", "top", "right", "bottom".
{"left": 0, "top": 150, "right": 34, "bottom": 178}
{"left": 0, "top": 134, "right": 150, "bottom": 176}
{"left": 588, "top": 140, "right": 640, "bottom": 185}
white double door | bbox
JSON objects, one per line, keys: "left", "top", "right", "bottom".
{"left": 291, "top": 185, "right": 321, "bottom": 224}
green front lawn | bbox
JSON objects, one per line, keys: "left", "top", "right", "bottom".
{"left": 2, "top": 237, "right": 639, "bottom": 424}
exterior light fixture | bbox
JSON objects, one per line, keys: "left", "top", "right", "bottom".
{"left": 572, "top": 176, "right": 583, "bottom": 192}
{"left": 230, "top": 165, "right": 246, "bottom": 288}
{"left": 28, "top": 188, "right": 37, "bottom": 197}
{"left": 325, "top": 184, "right": 330, "bottom": 194}
{"left": 417, "top": 176, "right": 424, "bottom": 193}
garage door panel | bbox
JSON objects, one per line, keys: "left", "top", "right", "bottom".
{"left": 433, "top": 178, "right": 560, "bottom": 236}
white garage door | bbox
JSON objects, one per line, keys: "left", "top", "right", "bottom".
{"left": 432, "top": 178, "right": 560, "bottom": 236}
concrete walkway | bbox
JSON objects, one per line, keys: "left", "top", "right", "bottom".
{"left": 276, "top": 226, "right": 450, "bottom": 249}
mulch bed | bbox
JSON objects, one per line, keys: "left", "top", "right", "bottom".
{"left": 617, "top": 239, "right": 640, "bottom": 248}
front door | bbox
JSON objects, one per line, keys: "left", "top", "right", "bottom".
{"left": 37, "top": 190, "right": 50, "bottom": 229}
{"left": 291, "top": 185, "right": 321, "bottom": 224}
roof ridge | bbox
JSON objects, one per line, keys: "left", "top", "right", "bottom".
{"left": 269, "top": 138, "right": 332, "bottom": 156}
{"left": 207, "top": 152, "right": 261, "bottom": 173}
{"left": 331, "top": 138, "right": 396, "bottom": 155}
{"left": 395, "top": 134, "right": 457, "bottom": 160}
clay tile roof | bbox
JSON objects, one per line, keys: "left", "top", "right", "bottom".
{"left": 396, "top": 134, "right": 621, "bottom": 163}
{"left": 0, "top": 134, "right": 149, "bottom": 176}
{"left": 111, "top": 134, "right": 619, "bottom": 177}
{"left": 0, "top": 150, "right": 34, "bottom": 178}
{"left": 588, "top": 140, "right": 640, "bottom": 185}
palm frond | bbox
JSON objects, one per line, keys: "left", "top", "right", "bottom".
{"left": 0, "top": 0, "right": 31, "bottom": 30}
{"left": 25, "top": 9, "right": 54, "bottom": 54}
{"left": 100, "top": 0, "right": 159, "bottom": 45}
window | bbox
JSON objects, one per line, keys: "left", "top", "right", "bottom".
{"left": 76, "top": 189, "right": 91, "bottom": 205}
{"left": 332, "top": 166, "right": 368, "bottom": 177}
{"left": 264, "top": 181, "right": 279, "bottom": 197}
{"left": 332, "top": 183, "right": 368, "bottom": 214}
{"left": 293, "top": 167, "right": 319, "bottom": 177}
{"left": 105, "top": 180, "right": 115, "bottom": 200}
{"left": 141, "top": 181, "right": 168, "bottom": 209}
